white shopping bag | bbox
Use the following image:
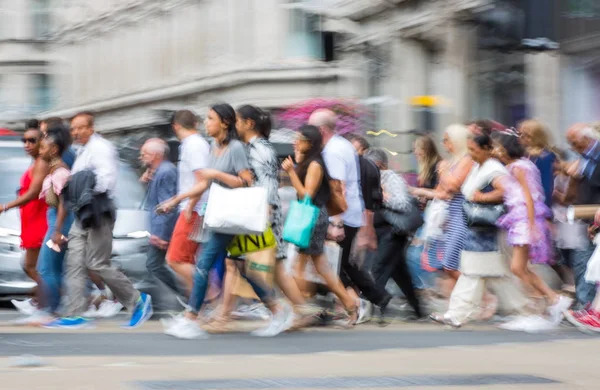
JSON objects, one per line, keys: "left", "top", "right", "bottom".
{"left": 585, "top": 235, "right": 600, "bottom": 283}
{"left": 285, "top": 241, "right": 341, "bottom": 284}
{"left": 422, "top": 198, "right": 448, "bottom": 241}
{"left": 204, "top": 183, "right": 268, "bottom": 235}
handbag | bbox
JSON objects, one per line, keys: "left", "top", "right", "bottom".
{"left": 462, "top": 201, "right": 505, "bottom": 228}
{"left": 381, "top": 197, "right": 424, "bottom": 234}
{"left": 233, "top": 247, "right": 276, "bottom": 299}
{"left": 422, "top": 198, "right": 448, "bottom": 241}
{"left": 226, "top": 228, "right": 277, "bottom": 258}
{"left": 585, "top": 235, "right": 600, "bottom": 283}
{"left": 285, "top": 241, "right": 341, "bottom": 284}
{"left": 327, "top": 179, "right": 348, "bottom": 217}
{"left": 282, "top": 197, "right": 320, "bottom": 249}
{"left": 204, "top": 183, "right": 268, "bottom": 235}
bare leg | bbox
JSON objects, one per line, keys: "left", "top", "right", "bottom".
{"left": 213, "top": 259, "right": 239, "bottom": 320}
{"left": 311, "top": 253, "right": 355, "bottom": 311}
{"left": 443, "top": 269, "right": 460, "bottom": 296}
{"left": 167, "top": 261, "right": 195, "bottom": 296}
{"left": 294, "top": 253, "right": 311, "bottom": 298}
{"left": 275, "top": 261, "right": 305, "bottom": 307}
{"left": 24, "top": 248, "right": 41, "bottom": 303}
{"left": 510, "top": 245, "right": 558, "bottom": 303}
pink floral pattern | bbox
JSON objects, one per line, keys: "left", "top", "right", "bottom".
{"left": 276, "top": 98, "right": 369, "bottom": 135}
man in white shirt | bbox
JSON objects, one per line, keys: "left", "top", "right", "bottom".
{"left": 165, "top": 110, "right": 210, "bottom": 296}
{"left": 46, "top": 112, "right": 152, "bottom": 329}
{"left": 309, "top": 109, "right": 393, "bottom": 316}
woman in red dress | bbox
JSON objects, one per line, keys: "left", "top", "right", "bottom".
{"left": 0, "top": 126, "right": 49, "bottom": 312}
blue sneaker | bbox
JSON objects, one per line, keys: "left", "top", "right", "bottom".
{"left": 43, "top": 317, "right": 93, "bottom": 329}
{"left": 123, "top": 293, "right": 153, "bottom": 329}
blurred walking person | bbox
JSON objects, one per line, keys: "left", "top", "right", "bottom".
{"left": 413, "top": 124, "right": 473, "bottom": 295}
{"left": 430, "top": 129, "right": 529, "bottom": 328}
{"left": 15, "top": 126, "right": 76, "bottom": 324}
{"left": 2, "top": 121, "right": 48, "bottom": 315}
{"left": 140, "top": 138, "right": 185, "bottom": 308}
{"left": 46, "top": 112, "right": 152, "bottom": 329}
{"left": 564, "top": 124, "right": 600, "bottom": 308}
{"left": 364, "top": 148, "right": 422, "bottom": 320}
{"left": 166, "top": 110, "right": 210, "bottom": 296}
{"left": 282, "top": 125, "right": 358, "bottom": 324}
{"left": 309, "top": 110, "right": 392, "bottom": 319}
{"left": 492, "top": 131, "right": 572, "bottom": 328}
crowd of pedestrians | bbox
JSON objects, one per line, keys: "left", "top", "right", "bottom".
{"left": 3, "top": 106, "right": 600, "bottom": 337}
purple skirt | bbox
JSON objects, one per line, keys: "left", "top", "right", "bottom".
{"left": 497, "top": 206, "right": 553, "bottom": 264}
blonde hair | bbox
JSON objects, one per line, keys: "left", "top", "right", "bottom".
{"left": 445, "top": 124, "right": 469, "bottom": 162}
{"left": 415, "top": 135, "right": 441, "bottom": 186}
{"left": 519, "top": 119, "right": 549, "bottom": 153}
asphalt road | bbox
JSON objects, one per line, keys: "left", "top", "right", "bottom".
{"left": 0, "top": 311, "right": 593, "bottom": 357}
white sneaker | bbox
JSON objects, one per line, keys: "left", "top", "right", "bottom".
{"left": 232, "top": 303, "right": 271, "bottom": 321}
{"left": 356, "top": 299, "right": 372, "bottom": 325}
{"left": 521, "top": 315, "right": 559, "bottom": 333}
{"left": 12, "top": 311, "right": 53, "bottom": 326}
{"left": 498, "top": 316, "right": 529, "bottom": 331}
{"left": 251, "top": 304, "right": 294, "bottom": 337}
{"left": 11, "top": 299, "right": 36, "bottom": 316}
{"left": 96, "top": 300, "right": 124, "bottom": 318}
{"left": 82, "top": 305, "right": 98, "bottom": 318}
{"left": 548, "top": 296, "right": 573, "bottom": 324}
{"left": 162, "top": 315, "right": 208, "bottom": 339}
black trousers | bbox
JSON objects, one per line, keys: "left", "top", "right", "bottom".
{"left": 338, "top": 225, "right": 391, "bottom": 307}
{"left": 370, "top": 226, "right": 421, "bottom": 317}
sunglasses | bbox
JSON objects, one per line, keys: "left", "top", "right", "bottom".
{"left": 21, "top": 137, "right": 38, "bottom": 145}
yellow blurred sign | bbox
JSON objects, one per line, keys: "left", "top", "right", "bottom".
{"left": 409, "top": 96, "right": 439, "bottom": 107}
{"left": 366, "top": 129, "right": 397, "bottom": 137}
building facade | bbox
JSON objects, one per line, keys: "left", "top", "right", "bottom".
{"left": 0, "top": 0, "right": 52, "bottom": 127}
{"left": 41, "top": 0, "right": 499, "bottom": 170}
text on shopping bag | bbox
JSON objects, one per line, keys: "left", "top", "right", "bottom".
{"left": 227, "top": 228, "right": 276, "bottom": 257}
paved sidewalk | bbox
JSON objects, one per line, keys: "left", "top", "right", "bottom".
{"left": 0, "top": 317, "right": 597, "bottom": 389}
{"left": 0, "top": 338, "right": 596, "bottom": 389}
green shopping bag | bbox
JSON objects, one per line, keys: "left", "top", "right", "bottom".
{"left": 282, "top": 196, "right": 320, "bottom": 249}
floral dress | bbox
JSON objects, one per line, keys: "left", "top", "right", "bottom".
{"left": 246, "top": 137, "right": 286, "bottom": 260}
{"left": 497, "top": 158, "right": 553, "bottom": 264}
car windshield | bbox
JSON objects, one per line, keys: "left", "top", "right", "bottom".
{"left": 0, "top": 144, "right": 145, "bottom": 210}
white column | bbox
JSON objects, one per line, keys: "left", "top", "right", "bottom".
{"left": 430, "top": 23, "right": 477, "bottom": 132}
{"left": 525, "top": 52, "right": 563, "bottom": 144}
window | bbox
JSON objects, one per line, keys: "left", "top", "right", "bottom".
{"left": 31, "top": 0, "right": 51, "bottom": 39}
{"left": 286, "top": 0, "right": 323, "bottom": 59}
{"left": 32, "top": 74, "right": 52, "bottom": 111}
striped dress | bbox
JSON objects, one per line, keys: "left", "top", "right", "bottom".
{"left": 422, "top": 161, "right": 468, "bottom": 272}
{"left": 442, "top": 192, "right": 468, "bottom": 271}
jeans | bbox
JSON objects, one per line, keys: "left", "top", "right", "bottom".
{"left": 147, "top": 245, "right": 185, "bottom": 297}
{"left": 188, "top": 232, "right": 272, "bottom": 314}
{"left": 406, "top": 244, "right": 433, "bottom": 290}
{"left": 37, "top": 207, "right": 75, "bottom": 313}
{"left": 573, "top": 242, "right": 597, "bottom": 306}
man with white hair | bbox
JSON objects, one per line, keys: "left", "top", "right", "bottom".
{"left": 308, "top": 109, "right": 393, "bottom": 320}
{"left": 140, "top": 138, "right": 182, "bottom": 302}
{"left": 565, "top": 123, "right": 599, "bottom": 310}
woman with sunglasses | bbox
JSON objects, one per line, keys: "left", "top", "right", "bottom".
{"left": 1, "top": 125, "right": 50, "bottom": 315}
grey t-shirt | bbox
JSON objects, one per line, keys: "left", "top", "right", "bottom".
{"left": 208, "top": 139, "right": 250, "bottom": 187}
